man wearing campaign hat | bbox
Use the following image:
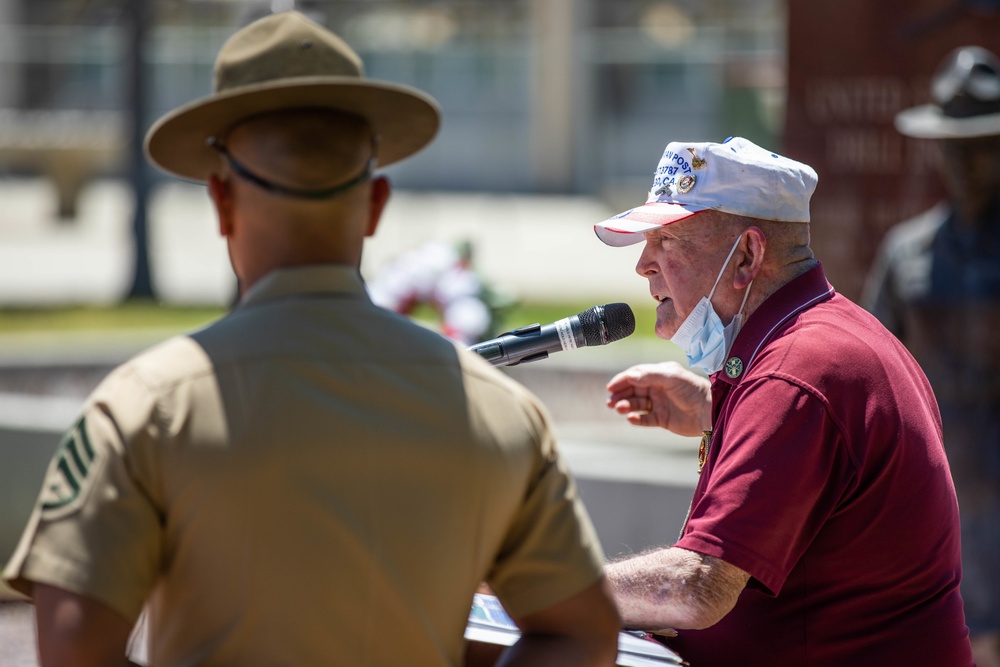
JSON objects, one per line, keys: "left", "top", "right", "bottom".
{"left": 2, "top": 12, "right": 620, "bottom": 667}
{"left": 863, "top": 44, "right": 1000, "bottom": 667}
{"left": 594, "top": 136, "right": 973, "bottom": 664}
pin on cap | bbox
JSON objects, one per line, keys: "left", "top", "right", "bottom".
{"left": 676, "top": 174, "right": 697, "bottom": 194}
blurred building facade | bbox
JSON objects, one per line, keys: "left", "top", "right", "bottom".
{"left": 0, "top": 0, "right": 785, "bottom": 204}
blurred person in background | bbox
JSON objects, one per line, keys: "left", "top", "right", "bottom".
{"left": 367, "top": 239, "right": 505, "bottom": 345}
{"left": 2, "top": 12, "right": 619, "bottom": 667}
{"left": 863, "top": 44, "right": 1000, "bottom": 667}
{"left": 592, "top": 137, "right": 972, "bottom": 665}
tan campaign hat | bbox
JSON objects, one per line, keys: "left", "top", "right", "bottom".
{"left": 895, "top": 45, "right": 1000, "bottom": 140}
{"left": 145, "top": 11, "right": 442, "bottom": 182}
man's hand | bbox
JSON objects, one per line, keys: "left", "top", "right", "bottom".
{"left": 606, "top": 361, "right": 712, "bottom": 436}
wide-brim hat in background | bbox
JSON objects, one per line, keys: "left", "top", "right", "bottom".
{"left": 895, "top": 45, "right": 1000, "bottom": 140}
{"left": 594, "top": 137, "right": 818, "bottom": 247}
{"left": 145, "top": 11, "right": 442, "bottom": 182}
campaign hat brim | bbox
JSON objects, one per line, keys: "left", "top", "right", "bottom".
{"left": 145, "top": 76, "right": 441, "bottom": 182}
{"left": 895, "top": 104, "right": 1000, "bottom": 139}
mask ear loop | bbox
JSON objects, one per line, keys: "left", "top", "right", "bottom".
{"left": 733, "top": 280, "right": 753, "bottom": 329}
{"left": 729, "top": 235, "right": 756, "bottom": 342}
{"left": 710, "top": 232, "right": 755, "bottom": 341}
{"left": 707, "top": 233, "right": 745, "bottom": 301}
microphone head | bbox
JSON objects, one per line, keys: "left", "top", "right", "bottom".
{"left": 578, "top": 303, "right": 636, "bottom": 346}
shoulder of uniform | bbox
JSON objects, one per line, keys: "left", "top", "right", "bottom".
{"left": 456, "top": 346, "right": 533, "bottom": 396}
{"left": 89, "top": 335, "right": 214, "bottom": 417}
{"left": 456, "top": 347, "right": 554, "bottom": 434}
{"left": 881, "top": 203, "right": 948, "bottom": 254}
{"left": 120, "top": 335, "right": 216, "bottom": 391}
{"left": 82, "top": 335, "right": 220, "bottom": 445}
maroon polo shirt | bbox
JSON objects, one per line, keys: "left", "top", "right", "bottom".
{"left": 667, "top": 263, "right": 972, "bottom": 666}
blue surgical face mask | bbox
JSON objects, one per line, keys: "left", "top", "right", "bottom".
{"left": 670, "top": 233, "right": 753, "bottom": 375}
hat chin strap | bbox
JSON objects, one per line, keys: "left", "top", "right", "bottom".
{"left": 207, "top": 135, "right": 378, "bottom": 200}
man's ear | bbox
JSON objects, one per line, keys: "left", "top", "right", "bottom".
{"left": 365, "top": 175, "right": 391, "bottom": 237}
{"left": 734, "top": 227, "right": 766, "bottom": 289}
{"left": 208, "top": 174, "right": 234, "bottom": 237}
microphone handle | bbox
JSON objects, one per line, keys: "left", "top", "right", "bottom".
{"left": 469, "top": 316, "right": 586, "bottom": 367}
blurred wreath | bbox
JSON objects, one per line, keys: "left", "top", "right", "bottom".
{"left": 367, "top": 239, "right": 514, "bottom": 345}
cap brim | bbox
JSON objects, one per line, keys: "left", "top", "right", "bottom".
{"left": 145, "top": 77, "right": 441, "bottom": 182}
{"left": 594, "top": 202, "right": 707, "bottom": 247}
{"left": 895, "top": 104, "right": 1000, "bottom": 139}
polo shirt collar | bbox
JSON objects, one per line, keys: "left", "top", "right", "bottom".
{"left": 238, "top": 265, "right": 369, "bottom": 309}
{"left": 715, "top": 262, "right": 835, "bottom": 386}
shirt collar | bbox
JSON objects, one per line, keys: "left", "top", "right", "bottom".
{"left": 715, "top": 262, "right": 835, "bottom": 386}
{"left": 238, "top": 265, "right": 369, "bottom": 309}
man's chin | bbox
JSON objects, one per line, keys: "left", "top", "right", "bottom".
{"left": 654, "top": 321, "right": 678, "bottom": 341}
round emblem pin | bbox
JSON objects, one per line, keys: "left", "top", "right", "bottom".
{"left": 724, "top": 356, "right": 743, "bottom": 379}
{"left": 677, "top": 174, "right": 696, "bottom": 194}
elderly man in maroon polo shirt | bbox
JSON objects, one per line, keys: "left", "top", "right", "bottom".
{"left": 594, "top": 137, "right": 973, "bottom": 665}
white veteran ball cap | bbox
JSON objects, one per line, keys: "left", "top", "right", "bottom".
{"left": 595, "top": 137, "right": 819, "bottom": 247}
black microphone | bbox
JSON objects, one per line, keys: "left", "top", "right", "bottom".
{"left": 468, "top": 303, "right": 636, "bottom": 367}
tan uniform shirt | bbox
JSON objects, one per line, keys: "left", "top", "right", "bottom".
{"left": 4, "top": 265, "right": 605, "bottom": 667}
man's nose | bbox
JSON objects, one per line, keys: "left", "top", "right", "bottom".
{"left": 635, "top": 242, "right": 657, "bottom": 277}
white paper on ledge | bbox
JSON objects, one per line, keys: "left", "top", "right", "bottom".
{"left": 465, "top": 593, "right": 685, "bottom": 666}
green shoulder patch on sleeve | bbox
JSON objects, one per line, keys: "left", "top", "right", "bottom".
{"left": 39, "top": 416, "right": 107, "bottom": 520}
